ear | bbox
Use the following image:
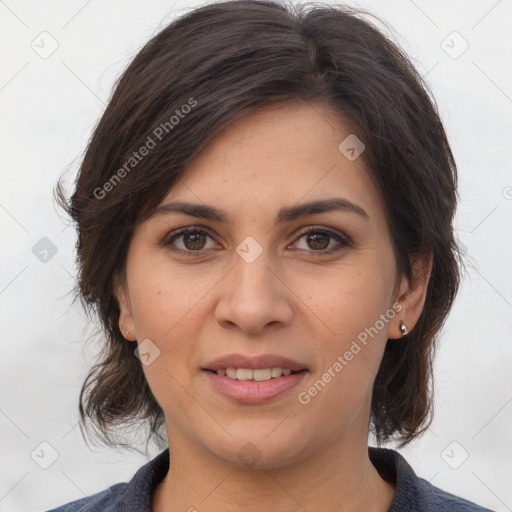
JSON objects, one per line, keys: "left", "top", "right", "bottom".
{"left": 113, "top": 271, "right": 137, "bottom": 342}
{"left": 389, "top": 251, "right": 433, "bottom": 339}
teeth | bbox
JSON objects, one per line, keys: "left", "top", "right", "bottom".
{"left": 253, "top": 368, "right": 272, "bottom": 381}
{"left": 271, "top": 367, "right": 282, "bottom": 378}
{"left": 236, "top": 368, "right": 253, "bottom": 381}
{"left": 217, "top": 367, "right": 297, "bottom": 380}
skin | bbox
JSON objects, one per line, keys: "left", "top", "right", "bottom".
{"left": 116, "top": 100, "right": 432, "bottom": 512}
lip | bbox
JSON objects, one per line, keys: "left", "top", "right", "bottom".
{"left": 203, "top": 370, "right": 308, "bottom": 404}
{"left": 202, "top": 353, "right": 308, "bottom": 372}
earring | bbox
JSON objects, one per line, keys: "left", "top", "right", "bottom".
{"left": 125, "top": 329, "right": 130, "bottom": 338}
{"left": 399, "top": 321, "right": 408, "bottom": 337}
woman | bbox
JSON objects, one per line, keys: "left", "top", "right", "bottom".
{"left": 50, "top": 0, "right": 494, "bottom": 510}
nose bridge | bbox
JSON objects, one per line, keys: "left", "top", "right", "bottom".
{"left": 214, "top": 240, "right": 293, "bottom": 333}
{"left": 231, "top": 241, "right": 278, "bottom": 303}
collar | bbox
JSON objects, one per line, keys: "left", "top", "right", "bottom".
{"left": 108, "top": 446, "right": 490, "bottom": 512}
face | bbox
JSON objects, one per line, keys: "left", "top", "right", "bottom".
{"left": 116, "top": 100, "right": 416, "bottom": 469}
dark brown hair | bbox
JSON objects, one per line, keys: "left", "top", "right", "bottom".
{"left": 56, "top": 0, "right": 461, "bottom": 450}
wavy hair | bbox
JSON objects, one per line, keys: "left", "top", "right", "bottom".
{"left": 56, "top": 0, "right": 461, "bottom": 450}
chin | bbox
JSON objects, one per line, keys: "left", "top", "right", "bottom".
{"left": 201, "top": 425, "right": 312, "bottom": 471}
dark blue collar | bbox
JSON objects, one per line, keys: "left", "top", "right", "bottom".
{"left": 48, "top": 446, "right": 494, "bottom": 511}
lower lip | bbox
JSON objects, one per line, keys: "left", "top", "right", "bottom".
{"left": 203, "top": 370, "right": 308, "bottom": 404}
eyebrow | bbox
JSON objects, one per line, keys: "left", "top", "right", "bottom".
{"left": 151, "top": 197, "right": 369, "bottom": 224}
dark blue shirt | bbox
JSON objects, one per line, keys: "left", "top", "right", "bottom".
{"left": 46, "top": 447, "right": 495, "bottom": 511}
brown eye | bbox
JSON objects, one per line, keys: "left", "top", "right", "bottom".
{"left": 182, "top": 231, "right": 207, "bottom": 250}
{"left": 163, "top": 225, "right": 350, "bottom": 258}
{"left": 292, "top": 227, "right": 350, "bottom": 254}
{"left": 164, "top": 228, "right": 217, "bottom": 255}
{"left": 305, "top": 232, "right": 330, "bottom": 250}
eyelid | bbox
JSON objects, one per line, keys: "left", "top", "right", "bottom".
{"left": 162, "top": 224, "right": 351, "bottom": 255}
{"left": 291, "top": 225, "right": 351, "bottom": 245}
{"left": 162, "top": 225, "right": 219, "bottom": 248}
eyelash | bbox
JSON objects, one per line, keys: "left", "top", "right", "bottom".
{"left": 162, "top": 225, "right": 351, "bottom": 257}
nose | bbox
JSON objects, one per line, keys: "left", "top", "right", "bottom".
{"left": 214, "top": 249, "right": 294, "bottom": 335}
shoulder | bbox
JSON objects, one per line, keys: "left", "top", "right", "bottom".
{"left": 44, "top": 448, "right": 170, "bottom": 512}
{"left": 369, "top": 447, "right": 496, "bottom": 512}
{"left": 44, "top": 483, "right": 127, "bottom": 511}
{"left": 414, "top": 476, "right": 495, "bottom": 511}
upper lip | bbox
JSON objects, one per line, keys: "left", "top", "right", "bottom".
{"left": 203, "top": 353, "right": 308, "bottom": 371}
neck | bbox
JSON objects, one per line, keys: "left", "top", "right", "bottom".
{"left": 152, "top": 430, "right": 395, "bottom": 512}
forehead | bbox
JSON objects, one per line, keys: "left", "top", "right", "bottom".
{"left": 158, "top": 100, "right": 384, "bottom": 226}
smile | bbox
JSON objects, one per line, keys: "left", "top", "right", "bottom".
{"left": 203, "top": 368, "right": 308, "bottom": 403}
{"left": 214, "top": 367, "right": 297, "bottom": 380}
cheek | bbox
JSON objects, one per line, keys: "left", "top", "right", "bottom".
{"left": 298, "top": 256, "right": 396, "bottom": 404}
{"left": 308, "top": 263, "right": 396, "bottom": 346}
{"left": 126, "top": 260, "right": 212, "bottom": 421}
{"left": 126, "top": 255, "right": 223, "bottom": 390}
{"left": 128, "top": 255, "right": 208, "bottom": 337}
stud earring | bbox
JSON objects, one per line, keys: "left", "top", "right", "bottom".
{"left": 399, "top": 322, "right": 408, "bottom": 337}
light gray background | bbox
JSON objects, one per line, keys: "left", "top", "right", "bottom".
{"left": 1, "top": 0, "right": 511, "bottom": 511}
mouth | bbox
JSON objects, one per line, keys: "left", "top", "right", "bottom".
{"left": 201, "top": 354, "right": 310, "bottom": 404}
{"left": 203, "top": 367, "right": 306, "bottom": 381}
{"left": 203, "top": 369, "right": 308, "bottom": 403}
{"left": 202, "top": 353, "right": 308, "bottom": 373}
{"left": 201, "top": 354, "right": 309, "bottom": 403}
